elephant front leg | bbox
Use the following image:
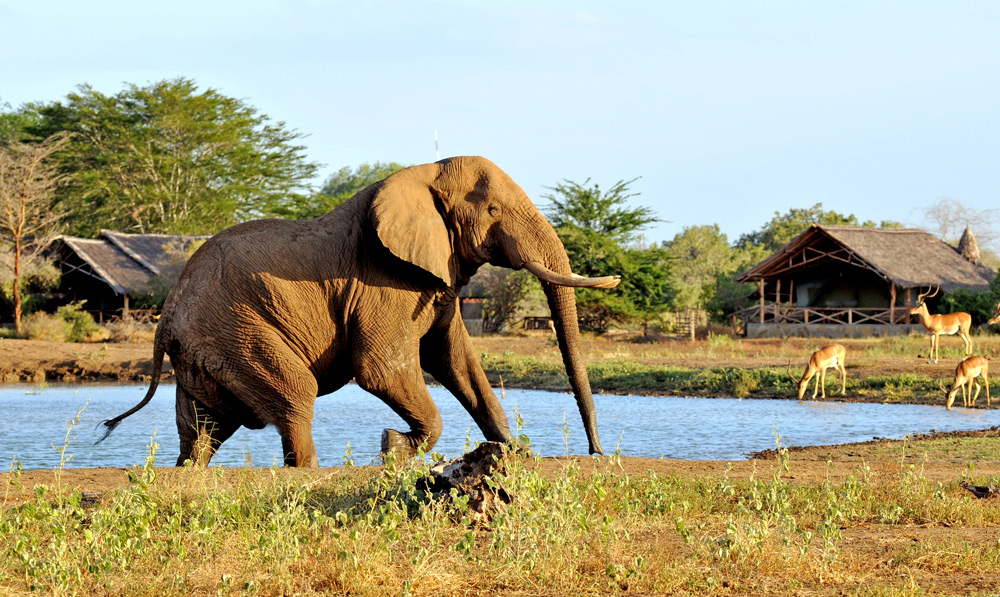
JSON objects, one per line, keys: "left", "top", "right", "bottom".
{"left": 420, "top": 321, "right": 515, "bottom": 446}
{"left": 355, "top": 353, "right": 444, "bottom": 459}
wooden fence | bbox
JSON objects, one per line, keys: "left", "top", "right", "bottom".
{"left": 730, "top": 305, "right": 912, "bottom": 328}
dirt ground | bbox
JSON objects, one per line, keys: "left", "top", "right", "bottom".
{"left": 0, "top": 333, "right": 984, "bottom": 385}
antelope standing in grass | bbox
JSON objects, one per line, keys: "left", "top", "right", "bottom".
{"left": 908, "top": 287, "right": 972, "bottom": 364}
{"left": 946, "top": 356, "right": 990, "bottom": 410}
{"left": 792, "top": 344, "right": 847, "bottom": 400}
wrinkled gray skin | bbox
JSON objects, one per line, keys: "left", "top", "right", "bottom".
{"left": 101, "top": 157, "right": 620, "bottom": 466}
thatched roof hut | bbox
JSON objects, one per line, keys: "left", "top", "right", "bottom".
{"left": 733, "top": 224, "right": 995, "bottom": 338}
{"left": 50, "top": 230, "right": 208, "bottom": 319}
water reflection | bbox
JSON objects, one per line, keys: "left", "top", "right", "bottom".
{"left": 1, "top": 383, "right": 997, "bottom": 469}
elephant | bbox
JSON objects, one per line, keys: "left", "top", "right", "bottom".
{"left": 100, "top": 156, "right": 621, "bottom": 467}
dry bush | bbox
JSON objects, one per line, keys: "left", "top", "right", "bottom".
{"left": 104, "top": 317, "right": 158, "bottom": 343}
{"left": 21, "top": 311, "right": 70, "bottom": 341}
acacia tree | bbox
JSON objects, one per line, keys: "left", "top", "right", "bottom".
{"left": 543, "top": 178, "right": 668, "bottom": 332}
{"left": 274, "top": 161, "right": 407, "bottom": 220}
{"left": 25, "top": 78, "right": 319, "bottom": 236}
{"left": 545, "top": 177, "right": 655, "bottom": 244}
{"left": 0, "top": 132, "right": 71, "bottom": 332}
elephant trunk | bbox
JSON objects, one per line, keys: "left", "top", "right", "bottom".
{"left": 543, "top": 280, "right": 604, "bottom": 455}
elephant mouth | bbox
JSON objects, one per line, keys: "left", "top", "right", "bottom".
{"left": 522, "top": 261, "right": 621, "bottom": 289}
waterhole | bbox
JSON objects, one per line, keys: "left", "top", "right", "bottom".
{"left": 1, "top": 384, "right": 997, "bottom": 469}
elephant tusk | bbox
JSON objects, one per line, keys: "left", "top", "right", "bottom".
{"left": 523, "top": 261, "right": 621, "bottom": 289}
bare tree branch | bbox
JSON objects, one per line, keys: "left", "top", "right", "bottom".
{"left": 0, "top": 132, "right": 72, "bottom": 331}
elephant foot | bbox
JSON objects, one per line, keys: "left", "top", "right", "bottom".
{"left": 381, "top": 429, "right": 419, "bottom": 460}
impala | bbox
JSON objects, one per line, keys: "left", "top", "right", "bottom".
{"left": 908, "top": 287, "right": 972, "bottom": 364}
{"left": 988, "top": 302, "right": 1000, "bottom": 326}
{"left": 791, "top": 344, "right": 847, "bottom": 400}
{"left": 946, "top": 356, "right": 990, "bottom": 410}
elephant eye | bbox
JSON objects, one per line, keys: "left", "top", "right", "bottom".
{"left": 487, "top": 203, "right": 501, "bottom": 218}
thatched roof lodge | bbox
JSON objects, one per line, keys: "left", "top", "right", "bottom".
{"left": 733, "top": 224, "right": 996, "bottom": 338}
{"left": 50, "top": 230, "right": 208, "bottom": 321}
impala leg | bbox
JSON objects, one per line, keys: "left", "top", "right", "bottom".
{"left": 838, "top": 362, "right": 846, "bottom": 395}
{"left": 985, "top": 371, "right": 991, "bottom": 406}
{"left": 811, "top": 371, "right": 821, "bottom": 399}
{"left": 971, "top": 379, "right": 982, "bottom": 406}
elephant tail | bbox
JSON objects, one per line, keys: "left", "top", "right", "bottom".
{"left": 96, "top": 323, "right": 169, "bottom": 443}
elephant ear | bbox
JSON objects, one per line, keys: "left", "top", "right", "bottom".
{"left": 370, "top": 169, "right": 457, "bottom": 287}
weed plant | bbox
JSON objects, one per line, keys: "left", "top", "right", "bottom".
{"left": 4, "top": 425, "right": 1000, "bottom": 595}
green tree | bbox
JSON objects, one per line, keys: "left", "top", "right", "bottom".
{"left": 25, "top": 78, "right": 319, "bottom": 236}
{"left": 543, "top": 178, "right": 668, "bottom": 332}
{"left": 274, "top": 161, "right": 407, "bottom": 220}
{"left": 705, "top": 243, "right": 772, "bottom": 320}
{"left": 939, "top": 271, "right": 1000, "bottom": 326}
{"left": 618, "top": 243, "right": 673, "bottom": 335}
{"left": 665, "top": 224, "right": 733, "bottom": 311}
{"left": 736, "top": 203, "right": 900, "bottom": 253}
{"left": 0, "top": 102, "right": 40, "bottom": 144}
{"left": 545, "top": 177, "right": 656, "bottom": 244}
{"left": 736, "top": 203, "right": 858, "bottom": 252}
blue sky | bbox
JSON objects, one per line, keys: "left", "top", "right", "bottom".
{"left": 2, "top": 1, "right": 998, "bottom": 247}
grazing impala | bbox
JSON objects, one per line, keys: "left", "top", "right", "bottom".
{"left": 946, "top": 356, "right": 990, "bottom": 410}
{"left": 908, "top": 287, "right": 972, "bottom": 364}
{"left": 792, "top": 344, "right": 847, "bottom": 400}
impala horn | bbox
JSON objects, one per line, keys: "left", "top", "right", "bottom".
{"left": 917, "top": 285, "right": 940, "bottom": 305}
{"left": 786, "top": 358, "right": 803, "bottom": 386}
{"left": 523, "top": 261, "right": 621, "bottom": 289}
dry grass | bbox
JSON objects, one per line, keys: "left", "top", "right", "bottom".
{"left": 4, "top": 432, "right": 1000, "bottom": 595}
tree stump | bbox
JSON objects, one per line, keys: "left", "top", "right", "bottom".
{"left": 422, "top": 442, "right": 512, "bottom": 522}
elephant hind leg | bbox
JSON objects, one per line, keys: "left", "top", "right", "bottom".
{"left": 176, "top": 386, "right": 240, "bottom": 466}
{"left": 208, "top": 337, "right": 321, "bottom": 468}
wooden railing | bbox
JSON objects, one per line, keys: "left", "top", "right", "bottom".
{"left": 730, "top": 306, "right": 913, "bottom": 326}
{"left": 85, "top": 308, "right": 161, "bottom": 324}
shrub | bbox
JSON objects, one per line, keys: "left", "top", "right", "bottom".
{"left": 55, "top": 302, "right": 107, "bottom": 342}
{"left": 22, "top": 311, "right": 71, "bottom": 341}
{"left": 20, "top": 303, "right": 108, "bottom": 342}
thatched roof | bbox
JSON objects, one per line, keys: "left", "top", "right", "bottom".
{"left": 736, "top": 224, "right": 995, "bottom": 293}
{"left": 54, "top": 230, "right": 208, "bottom": 295}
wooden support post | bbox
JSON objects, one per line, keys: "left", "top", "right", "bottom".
{"left": 906, "top": 287, "right": 912, "bottom": 322}
{"left": 774, "top": 279, "right": 781, "bottom": 320}
{"left": 759, "top": 280, "right": 765, "bottom": 323}
{"left": 889, "top": 283, "right": 896, "bottom": 323}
